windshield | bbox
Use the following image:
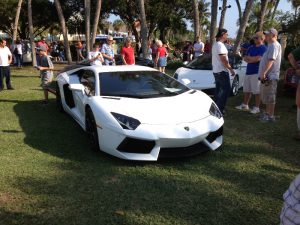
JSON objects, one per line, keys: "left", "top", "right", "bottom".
{"left": 186, "top": 55, "right": 212, "bottom": 70}
{"left": 100, "top": 71, "right": 189, "bottom": 98}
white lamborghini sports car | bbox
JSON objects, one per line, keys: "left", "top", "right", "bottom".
{"left": 56, "top": 64, "right": 224, "bottom": 161}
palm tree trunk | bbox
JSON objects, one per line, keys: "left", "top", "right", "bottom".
{"left": 210, "top": 0, "right": 218, "bottom": 46}
{"left": 28, "top": 0, "right": 37, "bottom": 66}
{"left": 13, "top": 0, "right": 22, "bottom": 42}
{"left": 271, "top": 0, "right": 280, "bottom": 20}
{"left": 137, "top": 0, "right": 148, "bottom": 58}
{"left": 257, "top": 0, "right": 269, "bottom": 31}
{"left": 85, "top": 0, "right": 91, "bottom": 55}
{"left": 193, "top": 0, "right": 200, "bottom": 41}
{"left": 233, "top": 0, "right": 255, "bottom": 54}
{"left": 235, "top": 0, "right": 242, "bottom": 25}
{"left": 54, "top": 0, "right": 72, "bottom": 64}
{"left": 219, "top": 0, "right": 227, "bottom": 29}
{"left": 91, "top": 0, "right": 102, "bottom": 47}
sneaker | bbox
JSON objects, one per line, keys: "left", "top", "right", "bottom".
{"left": 250, "top": 107, "right": 260, "bottom": 114}
{"left": 260, "top": 114, "right": 276, "bottom": 123}
{"left": 235, "top": 104, "right": 249, "bottom": 111}
{"left": 7, "top": 86, "right": 14, "bottom": 90}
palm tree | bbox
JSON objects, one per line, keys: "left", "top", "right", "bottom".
{"left": 257, "top": 0, "right": 270, "bottom": 31}
{"left": 210, "top": 0, "right": 218, "bottom": 46}
{"left": 271, "top": 0, "right": 280, "bottom": 20}
{"left": 113, "top": 19, "right": 125, "bottom": 32}
{"left": 235, "top": 0, "right": 242, "bottom": 25}
{"left": 193, "top": 0, "right": 200, "bottom": 41}
{"left": 54, "top": 0, "right": 72, "bottom": 64}
{"left": 198, "top": 0, "right": 210, "bottom": 39}
{"left": 218, "top": 0, "right": 228, "bottom": 29}
{"left": 85, "top": 0, "right": 91, "bottom": 55}
{"left": 288, "top": 0, "right": 300, "bottom": 18}
{"left": 137, "top": 0, "right": 148, "bottom": 58}
{"left": 27, "top": 0, "right": 36, "bottom": 66}
{"left": 233, "top": 0, "right": 255, "bottom": 54}
{"left": 91, "top": 0, "right": 102, "bottom": 47}
{"left": 13, "top": 0, "right": 23, "bottom": 42}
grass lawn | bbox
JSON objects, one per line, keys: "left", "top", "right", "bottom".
{"left": 0, "top": 66, "right": 299, "bottom": 225}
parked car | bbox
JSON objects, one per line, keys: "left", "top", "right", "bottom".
{"left": 174, "top": 54, "right": 246, "bottom": 96}
{"left": 56, "top": 64, "right": 224, "bottom": 161}
{"left": 115, "top": 56, "right": 154, "bottom": 67}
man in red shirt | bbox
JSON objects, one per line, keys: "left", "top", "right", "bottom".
{"left": 37, "top": 37, "right": 49, "bottom": 53}
{"left": 121, "top": 38, "right": 135, "bottom": 65}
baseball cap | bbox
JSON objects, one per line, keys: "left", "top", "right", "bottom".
{"left": 216, "top": 28, "right": 228, "bottom": 38}
{"left": 264, "top": 28, "right": 278, "bottom": 36}
{"left": 36, "top": 45, "right": 47, "bottom": 51}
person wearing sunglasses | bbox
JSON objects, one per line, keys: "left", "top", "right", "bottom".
{"left": 236, "top": 32, "right": 267, "bottom": 114}
{"left": 101, "top": 36, "right": 115, "bottom": 66}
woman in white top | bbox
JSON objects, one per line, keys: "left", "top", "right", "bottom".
{"left": 88, "top": 44, "right": 104, "bottom": 66}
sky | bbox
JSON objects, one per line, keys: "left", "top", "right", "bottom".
{"left": 108, "top": 0, "right": 293, "bottom": 38}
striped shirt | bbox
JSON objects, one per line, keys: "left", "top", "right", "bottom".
{"left": 280, "top": 173, "right": 300, "bottom": 225}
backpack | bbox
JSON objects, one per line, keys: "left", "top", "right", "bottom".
{"left": 13, "top": 47, "right": 19, "bottom": 55}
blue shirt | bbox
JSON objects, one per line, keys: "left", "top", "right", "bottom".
{"left": 246, "top": 45, "right": 267, "bottom": 75}
{"left": 101, "top": 44, "right": 114, "bottom": 65}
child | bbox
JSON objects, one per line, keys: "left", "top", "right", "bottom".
{"left": 36, "top": 45, "right": 56, "bottom": 105}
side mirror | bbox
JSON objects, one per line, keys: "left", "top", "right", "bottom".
{"left": 69, "top": 84, "right": 84, "bottom": 92}
{"left": 181, "top": 78, "right": 191, "bottom": 85}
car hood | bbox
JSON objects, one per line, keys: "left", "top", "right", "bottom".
{"left": 97, "top": 91, "right": 212, "bottom": 125}
{"left": 176, "top": 67, "right": 212, "bottom": 76}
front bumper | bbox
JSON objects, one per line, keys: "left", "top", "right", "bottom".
{"left": 98, "top": 116, "right": 224, "bottom": 161}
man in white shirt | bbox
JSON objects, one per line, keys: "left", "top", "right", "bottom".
{"left": 193, "top": 36, "right": 205, "bottom": 58}
{"left": 88, "top": 44, "right": 104, "bottom": 66}
{"left": 212, "top": 29, "right": 235, "bottom": 114}
{"left": 0, "top": 39, "right": 13, "bottom": 91}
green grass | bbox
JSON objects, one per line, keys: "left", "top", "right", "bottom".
{"left": 0, "top": 66, "right": 299, "bottom": 225}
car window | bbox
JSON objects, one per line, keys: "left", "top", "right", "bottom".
{"left": 186, "top": 54, "right": 242, "bottom": 70}
{"left": 99, "top": 71, "right": 189, "bottom": 99}
{"left": 81, "top": 70, "right": 96, "bottom": 96}
{"left": 186, "top": 55, "right": 212, "bottom": 70}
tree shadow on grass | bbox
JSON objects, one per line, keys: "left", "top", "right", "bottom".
{"left": 4, "top": 157, "right": 285, "bottom": 225}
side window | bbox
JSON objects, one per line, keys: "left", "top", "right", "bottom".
{"left": 80, "top": 70, "right": 96, "bottom": 96}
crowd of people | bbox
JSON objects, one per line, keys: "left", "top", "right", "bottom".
{"left": 211, "top": 27, "right": 300, "bottom": 140}
{"left": 0, "top": 33, "right": 299, "bottom": 139}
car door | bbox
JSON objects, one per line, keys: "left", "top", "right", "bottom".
{"left": 72, "top": 69, "right": 96, "bottom": 123}
{"left": 185, "top": 55, "right": 215, "bottom": 90}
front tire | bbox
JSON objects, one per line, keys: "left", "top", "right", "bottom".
{"left": 85, "top": 107, "right": 100, "bottom": 151}
{"left": 231, "top": 75, "right": 239, "bottom": 96}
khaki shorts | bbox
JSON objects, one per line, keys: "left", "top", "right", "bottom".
{"left": 243, "top": 74, "right": 260, "bottom": 94}
{"left": 41, "top": 73, "right": 54, "bottom": 89}
{"left": 260, "top": 80, "right": 278, "bottom": 104}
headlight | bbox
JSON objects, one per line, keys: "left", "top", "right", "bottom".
{"left": 174, "top": 72, "right": 178, "bottom": 80}
{"left": 111, "top": 112, "right": 141, "bottom": 130}
{"left": 209, "top": 103, "right": 222, "bottom": 119}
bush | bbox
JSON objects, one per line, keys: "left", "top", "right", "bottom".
{"left": 166, "top": 60, "right": 184, "bottom": 70}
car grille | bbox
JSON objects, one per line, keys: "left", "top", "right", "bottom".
{"left": 117, "top": 137, "right": 156, "bottom": 154}
{"left": 159, "top": 141, "right": 210, "bottom": 158}
{"left": 206, "top": 126, "right": 223, "bottom": 143}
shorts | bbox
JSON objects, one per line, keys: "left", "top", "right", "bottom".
{"left": 243, "top": 74, "right": 260, "bottom": 94}
{"left": 260, "top": 80, "right": 278, "bottom": 104}
{"left": 158, "top": 57, "right": 167, "bottom": 67}
{"left": 41, "top": 73, "right": 54, "bottom": 89}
